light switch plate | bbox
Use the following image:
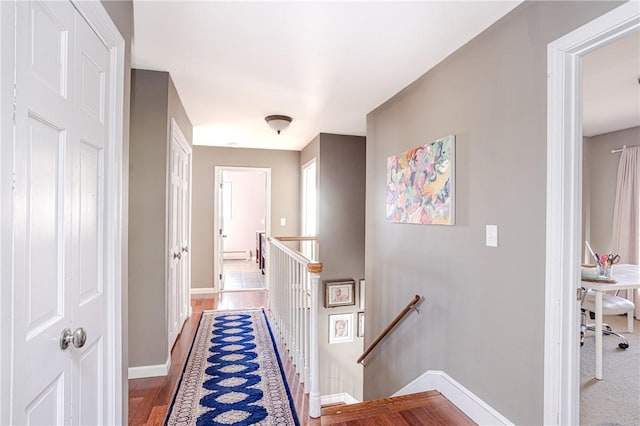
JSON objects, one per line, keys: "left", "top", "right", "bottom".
{"left": 486, "top": 225, "right": 498, "bottom": 247}
{"left": 280, "top": 217, "right": 286, "bottom": 226}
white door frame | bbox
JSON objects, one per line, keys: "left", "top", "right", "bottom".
{"left": 0, "top": 1, "right": 125, "bottom": 424}
{"left": 213, "top": 166, "right": 271, "bottom": 291}
{"left": 544, "top": 3, "right": 639, "bottom": 424}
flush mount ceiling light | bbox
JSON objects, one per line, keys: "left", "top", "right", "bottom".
{"left": 265, "top": 115, "right": 292, "bottom": 135}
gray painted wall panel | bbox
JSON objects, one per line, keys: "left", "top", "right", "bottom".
{"left": 364, "top": 2, "right": 621, "bottom": 424}
{"left": 129, "top": 70, "right": 193, "bottom": 368}
{"left": 316, "top": 134, "right": 366, "bottom": 400}
{"left": 129, "top": 70, "right": 170, "bottom": 367}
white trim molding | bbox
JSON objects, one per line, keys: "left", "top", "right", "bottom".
{"left": 128, "top": 354, "right": 171, "bottom": 379}
{"left": 392, "top": 370, "right": 513, "bottom": 426}
{"left": 544, "top": 3, "right": 640, "bottom": 425}
{"left": 321, "top": 392, "right": 360, "bottom": 406}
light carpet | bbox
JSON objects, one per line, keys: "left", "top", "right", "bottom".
{"left": 165, "top": 309, "right": 299, "bottom": 426}
{"left": 580, "top": 314, "right": 640, "bottom": 426}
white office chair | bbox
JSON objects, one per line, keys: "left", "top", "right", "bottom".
{"left": 580, "top": 288, "right": 635, "bottom": 349}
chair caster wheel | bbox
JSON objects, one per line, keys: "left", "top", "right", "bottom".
{"left": 619, "top": 342, "right": 629, "bottom": 349}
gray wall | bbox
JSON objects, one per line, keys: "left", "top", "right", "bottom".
{"left": 364, "top": 1, "right": 620, "bottom": 424}
{"left": 129, "top": 69, "right": 193, "bottom": 368}
{"left": 317, "top": 134, "right": 366, "bottom": 400}
{"left": 584, "top": 126, "right": 640, "bottom": 258}
{"left": 168, "top": 76, "right": 194, "bottom": 144}
{"left": 129, "top": 70, "right": 169, "bottom": 367}
{"left": 301, "top": 133, "right": 366, "bottom": 400}
{"left": 100, "top": 0, "right": 133, "bottom": 419}
{"left": 191, "top": 147, "right": 300, "bottom": 289}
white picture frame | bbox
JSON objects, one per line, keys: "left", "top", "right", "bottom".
{"left": 359, "top": 279, "right": 365, "bottom": 309}
{"left": 329, "top": 313, "right": 354, "bottom": 344}
{"left": 357, "top": 312, "right": 365, "bottom": 338}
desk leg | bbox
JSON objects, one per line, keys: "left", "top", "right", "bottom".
{"left": 595, "top": 290, "right": 603, "bottom": 380}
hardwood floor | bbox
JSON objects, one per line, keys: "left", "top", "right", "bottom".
{"left": 321, "top": 391, "right": 476, "bottom": 425}
{"left": 128, "top": 291, "right": 319, "bottom": 425}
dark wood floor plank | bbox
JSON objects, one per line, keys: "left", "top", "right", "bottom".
{"left": 321, "top": 391, "right": 475, "bottom": 426}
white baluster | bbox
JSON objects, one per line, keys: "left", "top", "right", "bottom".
{"left": 308, "top": 269, "right": 321, "bottom": 418}
{"left": 303, "top": 270, "right": 310, "bottom": 387}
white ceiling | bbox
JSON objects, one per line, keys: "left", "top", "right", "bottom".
{"left": 132, "top": 1, "right": 522, "bottom": 151}
{"left": 583, "top": 32, "right": 640, "bottom": 138}
{"left": 133, "top": 2, "right": 639, "bottom": 150}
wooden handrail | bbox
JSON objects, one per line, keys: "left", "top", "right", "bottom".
{"left": 357, "top": 294, "right": 422, "bottom": 365}
{"left": 274, "top": 236, "right": 319, "bottom": 242}
{"left": 268, "top": 236, "right": 323, "bottom": 273}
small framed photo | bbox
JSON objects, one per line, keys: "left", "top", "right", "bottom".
{"left": 329, "top": 313, "right": 354, "bottom": 344}
{"left": 357, "top": 312, "right": 365, "bottom": 338}
{"left": 324, "top": 279, "right": 355, "bottom": 308}
{"left": 358, "top": 279, "right": 365, "bottom": 309}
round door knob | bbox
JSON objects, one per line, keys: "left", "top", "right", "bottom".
{"left": 72, "top": 327, "right": 87, "bottom": 348}
{"left": 60, "top": 327, "right": 87, "bottom": 350}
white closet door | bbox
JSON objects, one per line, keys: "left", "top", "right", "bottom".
{"left": 168, "top": 125, "right": 191, "bottom": 350}
{"left": 71, "top": 10, "right": 109, "bottom": 425}
{"left": 11, "top": 1, "right": 109, "bottom": 424}
{"left": 168, "top": 141, "right": 182, "bottom": 349}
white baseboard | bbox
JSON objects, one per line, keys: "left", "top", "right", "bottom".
{"left": 128, "top": 354, "right": 171, "bottom": 379}
{"left": 223, "top": 250, "right": 250, "bottom": 260}
{"left": 392, "top": 370, "right": 513, "bottom": 425}
{"left": 190, "top": 287, "right": 216, "bottom": 295}
{"left": 321, "top": 392, "right": 360, "bottom": 406}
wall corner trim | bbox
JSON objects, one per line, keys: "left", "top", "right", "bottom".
{"left": 392, "top": 370, "right": 513, "bottom": 426}
{"left": 190, "top": 287, "right": 216, "bottom": 295}
{"left": 321, "top": 392, "right": 360, "bottom": 406}
{"left": 128, "top": 354, "right": 171, "bottom": 379}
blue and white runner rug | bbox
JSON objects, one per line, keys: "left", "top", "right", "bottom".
{"left": 165, "top": 309, "right": 300, "bottom": 425}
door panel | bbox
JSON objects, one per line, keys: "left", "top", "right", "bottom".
{"left": 14, "top": 2, "right": 75, "bottom": 422}
{"left": 78, "top": 337, "right": 103, "bottom": 425}
{"left": 30, "top": 1, "right": 69, "bottom": 97}
{"left": 25, "top": 374, "right": 65, "bottom": 426}
{"left": 168, "top": 144, "right": 181, "bottom": 347}
{"left": 168, "top": 132, "right": 191, "bottom": 349}
{"left": 24, "top": 116, "right": 64, "bottom": 335}
{"left": 72, "top": 10, "right": 108, "bottom": 422}
{"left": 77, "top": 141, "right": 103, "bottom": 304}
{"left": 12, "top": 1, "right": 109, "bottom": 423}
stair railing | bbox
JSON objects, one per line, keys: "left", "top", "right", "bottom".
{"left": 357, "top": 294, "right": 422, "bottom": 366}
{"left": 268, "top": 236, "right": 322, "bottom": 418}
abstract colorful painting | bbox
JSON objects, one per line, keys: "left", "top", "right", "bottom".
{"left": 386, "top": 135, "right": 455, "bottom": 225}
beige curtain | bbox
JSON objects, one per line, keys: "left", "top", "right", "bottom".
{"left": 611, "top": 146, "right": 640, "bottom": 317}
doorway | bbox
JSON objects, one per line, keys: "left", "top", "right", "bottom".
{"left": 214, "top": 167, "right": 271, "bottom": 291}
{"left": 544, "top": 3, "right": 639, "bottom": 424}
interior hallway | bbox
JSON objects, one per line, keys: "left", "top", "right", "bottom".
{"left": 128, "top": 291, "right": 319, "bottom": 425}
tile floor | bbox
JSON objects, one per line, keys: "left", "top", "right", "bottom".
{"left": 222, "top": 259, "right": 265, "bottom": 290}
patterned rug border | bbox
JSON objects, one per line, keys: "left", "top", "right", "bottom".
{"left": 163, "top": 308, "right": 300, "bottom": 425}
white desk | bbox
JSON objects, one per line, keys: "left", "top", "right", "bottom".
{"left": 582, "top": 264, "right": 639, "bottom": 380}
